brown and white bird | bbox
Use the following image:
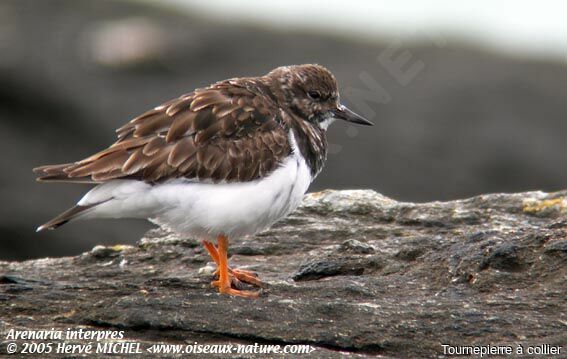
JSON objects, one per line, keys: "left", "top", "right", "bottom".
{"left": 34, "top": 64, "right": 373, "bottom": 297}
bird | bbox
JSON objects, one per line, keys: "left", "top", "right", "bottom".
{"left": 34, "top": 64, "right": 373, "bottom": 298}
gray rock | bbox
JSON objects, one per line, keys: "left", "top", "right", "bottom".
{"left": 1, "top": 189, "right": 566, "bottom": 358}
{"left": 339, "top": 239, "right": 376, "bottom": 254}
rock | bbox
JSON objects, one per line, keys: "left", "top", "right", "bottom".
{"left": 292, "top": 257, "right": 370, "bottom": 282}
{"left": 479, "top": 243, "right": 523, "bottom": 272}
{"left": 1, "top": 189, "right": 566, "bottom": 358}
{"left": 545, "top": 240, "right": 567, "bottom": 256}
{"left": 338, "top": 239, "right": 376, "bottom": 254}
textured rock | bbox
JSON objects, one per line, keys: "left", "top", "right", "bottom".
{"left": 1, "top": 190, "right": 566, "bottom": 358}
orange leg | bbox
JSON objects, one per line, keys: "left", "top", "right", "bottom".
{"left": 202, "top": 236, "right": 263, "bottom": 298}
{"left": 202, "top": 240, "right": 220, "bottom": 264}
{"left": 202, "top": 240, "right": 265, "bottom": 287}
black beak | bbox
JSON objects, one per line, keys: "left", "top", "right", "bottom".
{"left": 331, "top": 105, "right": 374, "bottom": 126}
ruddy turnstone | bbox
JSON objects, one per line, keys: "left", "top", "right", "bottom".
{"left": 34, "top": 64, "right": 373, "bottom": 297}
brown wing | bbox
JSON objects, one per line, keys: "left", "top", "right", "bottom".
{"left": 34, "top": 82, "right": 291, "bottom": 183}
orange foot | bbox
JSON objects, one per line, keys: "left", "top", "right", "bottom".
{"left": 202, "top": 236, "right": 267, "bottom": 298}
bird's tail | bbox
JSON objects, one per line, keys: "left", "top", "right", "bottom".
{"left": 36, "top": 180, "right": 155, "bottom": 232}
{"left": 36, "top": 204, "right": 97, "bottom": 232}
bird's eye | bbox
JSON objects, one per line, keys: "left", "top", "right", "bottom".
{"left": 307, "top": 91, "right": 322, "bottom": 100}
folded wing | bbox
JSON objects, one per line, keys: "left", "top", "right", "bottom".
{"left": 34, "top": 81, "right": 291, "bottom": 184}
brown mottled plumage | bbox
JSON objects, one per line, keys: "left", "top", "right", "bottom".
{"left": 35, "top": 81, "right": 290, "bottom": 183}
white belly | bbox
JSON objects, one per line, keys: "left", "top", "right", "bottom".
{"left": 150, "top": 154, "right": 312, "bottom": 238}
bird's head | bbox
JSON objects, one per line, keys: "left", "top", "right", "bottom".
{"left": 266, "top": 64, "right": 374, "bottom": 130}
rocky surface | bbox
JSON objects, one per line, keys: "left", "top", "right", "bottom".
{"left": 1, "top": 190, "right": 566, "bottom": 358}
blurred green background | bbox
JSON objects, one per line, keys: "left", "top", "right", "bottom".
{"left": 2, "top": 0, "right": 566, "bottom": 260}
